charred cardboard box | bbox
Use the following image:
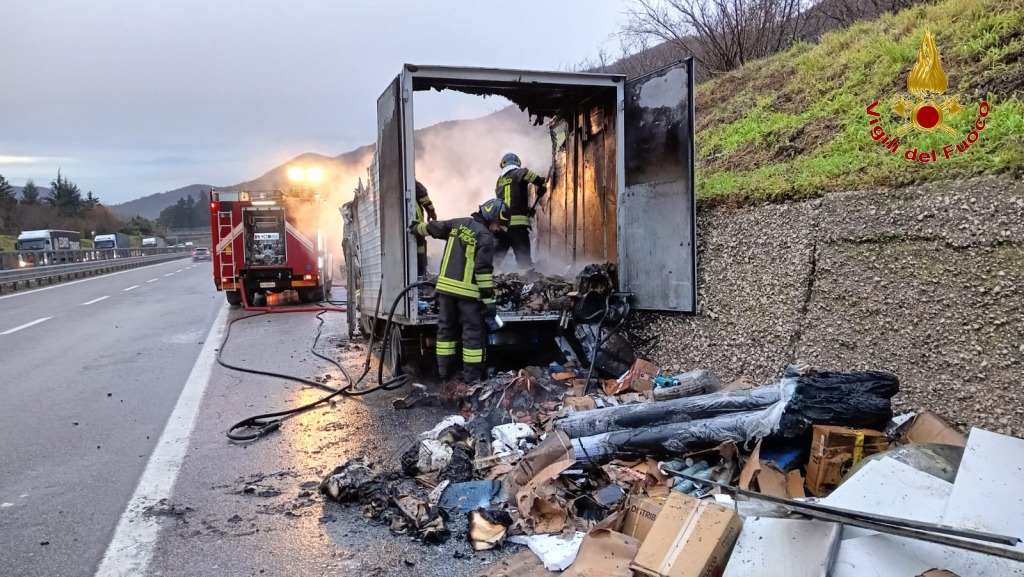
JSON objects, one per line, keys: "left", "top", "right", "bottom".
{"left": 806, "top": 425, "right": 889, "bottom": 496}
{"left": 606, "top": 359, "right": 658, "bottom": 396}
{"left": 631, "top": 492, "right": 742, "bottom": 577}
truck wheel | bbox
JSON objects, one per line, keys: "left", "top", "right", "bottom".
{"left": 226, "top": 290, "right": 242, "bottom": 306}
{"left": 384, "top": 324, "right": 404, "bottom": 376}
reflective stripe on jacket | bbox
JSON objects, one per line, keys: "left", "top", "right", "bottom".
{"left": 422, "top": 216, "right": 496, "bottom": 304}
{"left": 495, "top": 167, "right": 545, "bottom": 227}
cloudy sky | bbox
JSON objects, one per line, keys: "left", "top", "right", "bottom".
{"left": 1, "top": 0, "right": 627, "bottom": 204}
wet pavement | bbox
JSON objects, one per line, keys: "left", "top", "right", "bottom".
{"left": 144, "top": 308, "right": 519, "bottom": 577}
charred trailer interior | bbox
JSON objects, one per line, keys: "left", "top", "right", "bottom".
{"left": 345, "top": 62, "right": 695, "bottom": 373}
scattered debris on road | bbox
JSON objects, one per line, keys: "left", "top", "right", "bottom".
{"left": 315, "top": 359, "right": 1024, "bottom": 574}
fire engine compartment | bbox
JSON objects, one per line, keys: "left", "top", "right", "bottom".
{"left": 243, "top": 207, "right": 288, "bottom": 268}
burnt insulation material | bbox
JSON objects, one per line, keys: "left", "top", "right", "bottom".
{"left": 441, "top": 446, "right": 475, "bottom": 484}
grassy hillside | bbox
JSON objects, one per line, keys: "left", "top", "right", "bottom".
{"left": 696, "top": 0, "right": 1024, "bottom": 204}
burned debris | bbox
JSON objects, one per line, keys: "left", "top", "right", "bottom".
{"left": 310, "top": 259, "right": 1022, "bottom": 574}
{"left": 317, "top": 348, "right": 1024, "bottom": 574}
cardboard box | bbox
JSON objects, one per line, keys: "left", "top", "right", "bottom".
{"left": 606, "top": 359, "right": 658, "bottom": 395}
{"left": 631, "top": 492, "right": 742, "bottom": 577}
{"left": 619, "top": 495, "right": 665, "bottom": 541}
{"left": 905, "top": 411, "right": 966, "bottom": 447}
{"left": 806, "top": 425, "right": 889, "bottom": 496}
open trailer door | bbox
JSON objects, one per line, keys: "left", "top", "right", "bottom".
{"left": 376, "top": 75, "right": 412, "bottom": 319}
{"left": 618, "top": 59, "right": 697, "bottom": 313}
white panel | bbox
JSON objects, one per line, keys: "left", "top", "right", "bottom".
{"left": 822, "top": 457, "right": 952, "bottom": 540}
{"left": 724, "top": 518, "right": 842, "bottom": 577}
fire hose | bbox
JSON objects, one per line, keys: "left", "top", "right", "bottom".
{"left": 224, "top": 279, "right": 434, "bottom": 441}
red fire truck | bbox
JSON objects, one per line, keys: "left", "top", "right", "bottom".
{"left": 209, "top": 188, "right": 333, "bottom": 306}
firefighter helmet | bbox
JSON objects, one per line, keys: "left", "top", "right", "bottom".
{"left": 479, "top": 198, "right": 511, "bottom": 228}
{"left": 499, "top": 152, "right": 521, "bottom": 169}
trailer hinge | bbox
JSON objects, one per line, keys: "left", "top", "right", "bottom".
{"left": 403, "top": 89, "right": 411, "bottom": 103}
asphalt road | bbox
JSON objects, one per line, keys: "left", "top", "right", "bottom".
{"left": 0, "top": 256, "right": 221, "bottom": 577}
{"left": 1, "top": 260, "right": 519, "bottom": 577}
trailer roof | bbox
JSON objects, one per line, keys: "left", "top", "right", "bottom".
{"left": 405, "top": 64, "right": 623, "bottom": 120}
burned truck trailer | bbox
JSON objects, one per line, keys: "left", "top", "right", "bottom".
{"left": 210, "top": 188, "right": 334, "bottom": 306}
{"left": 344, "top": 62, "right": 696, "bottom": 372}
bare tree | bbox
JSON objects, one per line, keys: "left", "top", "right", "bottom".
{"left": 623, "top": 0, "right": 809, "bottom": 75}
{"left": 811, "top": 0, "right": 919, "bottom": 29}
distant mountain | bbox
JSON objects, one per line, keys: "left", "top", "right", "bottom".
{"left": 12, "top": 185, "right": 53, "bottom": 199}
{"left": 111, "top": 105, "right": 549, "bottom": 222}
{"left": 111, "top": 184, "right": 215, "bottom": 220}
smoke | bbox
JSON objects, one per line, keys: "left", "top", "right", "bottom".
{"left": 412, "top": 105, "right": 551, "bottom": 269}
{"left": 272, "top": 101, "right": 551, "bottom": 278}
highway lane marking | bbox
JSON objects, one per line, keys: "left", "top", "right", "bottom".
{"left": 0, "top": 317, "right": 53, "bottom": 335}
{"left": 0, "top": 259, "right": 185, "bottom": 301}
{"left": 164, "top": 273, "right": 174, "bottom": 277}
{"left": 123, "top": 285, "right": 139, "bottom": 292}
{"left": 175, "top": 269, "right": 183, "bottom": 273}
{"left": 81, "top": 296, "right": 110, "bottom": 306}
{"left": 95, "top": 305, "right": 228, "bottom": 577}
{"left": 147, "top": 278, "right": 159, "bottom": 283}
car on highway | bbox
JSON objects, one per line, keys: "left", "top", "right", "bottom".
{"left": 192, "top": 246, "right": 212, "bottom": 262}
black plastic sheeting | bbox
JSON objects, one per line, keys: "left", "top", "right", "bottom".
{"left": 777, "top": 371, "right": 900, "bottom": 437}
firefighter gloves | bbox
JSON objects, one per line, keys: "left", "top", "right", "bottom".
{"left": 408, "top": 221, "right": 428, "bottom": 237}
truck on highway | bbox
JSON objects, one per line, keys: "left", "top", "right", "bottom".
{"left": 16, "top": 229, "right": 83, "bottom": 266}
{"left": 93, "top": 232, "right": 131, "bottom": 252}
{"left": 343, "top": 62, "right": 696, "bottom": 373}
{"left": 209, "top": 188, "right": 333, "bottom": 306}
{"left": 142, "top": 237, "right": 166, "bottom": 248}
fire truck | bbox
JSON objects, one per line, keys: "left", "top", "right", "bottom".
{"left": 209, "top": 188, "right": 333, "bottom": 306}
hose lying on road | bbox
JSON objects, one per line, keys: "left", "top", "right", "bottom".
{"left": 223, "top": 279, "right": 433, "bottom": 442}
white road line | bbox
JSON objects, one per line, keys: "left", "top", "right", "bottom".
{"left": 164, "top": 273, "right": 174, "bottom": 277}
{"left": 95, "top": 305, "right": 228, "bottom": 577}
{"left": 1, "top": 317, "right": 53, "bottom": 335}
{"left": 147, "top": 278, "right": 159, "bottom": 283}
{"left": 0, "top": 259, "right": 185, "bottom": 301}
{"left": 82, "top": 296, "right": 110, "bottom": 306}
{"left": 175, "top": 269, "right": 183, "bottom": 273}
{"left": 123, "top": 285, "right": 139, "bottom": 292}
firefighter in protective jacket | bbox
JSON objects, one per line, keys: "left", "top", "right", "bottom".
{"left": 408, "top": 199, "right": 510, "bottom": 382}
{"left": 494, "top": 152, "right": 546, "bottom": 269}
{"left": 414, "top": 181, "right": 437, "bottom": 276}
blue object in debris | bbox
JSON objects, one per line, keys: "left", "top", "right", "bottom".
{"left": 653, "top": 376, "right": 679, "bottom": 389}
{"left": 439, "top": 480, "right": 502, "bottom": 513}
{"left": 759, "top": 444, "right": 804, "bottom": 469}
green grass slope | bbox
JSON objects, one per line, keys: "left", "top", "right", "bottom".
{"left": 696, "top": 0, "right": 1024, "bottom": 204}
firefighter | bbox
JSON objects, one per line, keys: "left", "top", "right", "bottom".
{"left": 408, "top": 199, "right": 510, "bottom": 383}
{"left": 414, "top": 181, "right": 438, "bottom": 276}
{"left": 494, "top": 152, "right": 546, "bottom": 269}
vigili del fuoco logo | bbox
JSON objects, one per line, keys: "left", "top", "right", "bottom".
{"left": 866, "top": 29, "right": 990, "bottom": 163}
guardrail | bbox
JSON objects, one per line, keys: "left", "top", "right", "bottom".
{"left": 0, "top": 247, "right": 188, "bottom": 271}
{"left": 0, "top": 249, "right": 193, "bottom": 294}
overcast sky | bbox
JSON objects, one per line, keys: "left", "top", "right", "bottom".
{"left": 0, "top": 0, "right": 628, "bottom": 204}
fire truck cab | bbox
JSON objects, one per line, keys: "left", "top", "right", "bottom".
{"left": 210, "top": 188, "right": 333, "bottom": 306}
